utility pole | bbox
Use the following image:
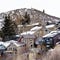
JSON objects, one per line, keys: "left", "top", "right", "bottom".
{"left": 41, "top": 10, "right": 46, "bottom": 36}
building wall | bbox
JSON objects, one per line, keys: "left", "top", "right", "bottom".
{"left": 40, "top": 26, "right": 56, "bottom": 37}
{"left": 7, "top": 43, "right": 17, "bottom": 51}
{"left": 7, "top": 43, "right": 26, "bottom": 55}
{"left": 21, "top": 38, "right": 35, "bottom": 49}
{"left": 17, "top": 45, "right": 26, "bottom": 54}
{"left": 53, "top": 33, "right": 60, "bottom": 46}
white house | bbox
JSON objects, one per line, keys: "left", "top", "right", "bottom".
{"left": 5, "top": 40, "right": 26, "bottom": 55}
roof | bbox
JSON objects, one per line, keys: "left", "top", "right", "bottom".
{"left": 43, "top": 31, "right": 60, "bottom": 38}
{"left": 15, "top": 35, "right": 20, "bottom": 37}
{"left": 3, "top": 42, "right": 10, "bottom": 47}
{"left": 0, "top": 42, "right": 4, "bottom": 45}
{"left": 30, "top": 26, "right": 42, "bottom": 31}
{"left": 0, "top": 40, "right": 25, "bottom": 47}
{"left": 6, "top": 40, "right": 17, "bottom": 43}
{"left": 0, "top": 44, "right": 6, "bottom": 50}
{"left": 13, "top": 42, "right": 25, "bottom": 47}
{"left": 46, "top": 24, "right": 55, "bottom": 28}
{"left": 21, "top": 35, "right": 36, "bottom": 39}
{"left": 6, "top": 40, "right": 25, "bottom": 47}
{"left": 30, "top": 24, "right": 55, "bottom": 31}
{"left": 0, "top": 41, "right": 12, "bottom": 47}
{"left": 21, "top": 31, "right": 36, "bottom": 35}
{"left": 31, "top": 23, "right": 39, "bottom": 26}
{"left": 17, "top": 23, "right": 39, "bottom": 27}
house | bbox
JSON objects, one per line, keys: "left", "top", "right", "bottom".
{"left": 40, "top": 24, "right": 55, "bottom": 36}
{"left": 30, "top": 24, "right": 55, "bottom": 37}
{"left": 17, "top": 23, "right": 40, "bottom": 33}
{"left": 18, "top": 34, "right": 36, "bottom": 49}
{"left": 30, "top": 26, "right": 42, "bottom": 37}
{"left": 43, "top": 31, "right": 60, "bottom": 49}
{"left": 19, "top": 24, "right": 55, "bottom": 38}
{"left": 0, "top": 40, "right": 27, "bottom": 55}
{"left": 5, "top": 41, "right": 26, "bottom": 55}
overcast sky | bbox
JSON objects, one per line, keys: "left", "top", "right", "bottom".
{"left": 0, "top": 0, "right": 60, "bottom": 17}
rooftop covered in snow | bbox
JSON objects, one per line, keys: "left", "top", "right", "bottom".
{"left": 21, "top": 31, "right": 36, "bottom": 35}
{"left": 46, "top": 24, "right": 55, "bottom": 28}
{"left": 30, "top": 26, "right": 42, "bottom": 31}
{"left": 17, "top": 23, "right": 40, "bottom": 27}
{"left": 30, "top": 24, "right": 55, "bottom": 31}
{"left": 43, "top": 31, "right": 60, "bottom": 38}
{"left": 0, "top": 40, "right": 25, "bottom": 47}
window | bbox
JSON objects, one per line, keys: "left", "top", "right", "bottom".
{"left": 46, "top": 41, "right": 50, "bottom": 44}
{"left": 13, "top": 48, "right": 17, "bottom": 51}
{"left": 46, "top": 39, "right": 49, "bottom": 41}
{"left": 46, "top": 45, "right": 50, "bottom": 47}
{"left": 31, "top": 45, "right": 33, "bottom": 47}
{"left": 50, "top": 38, "right": 52, "bottom": 41}
{"left": 9, "top": 48, "right": 12, "bottom": 50}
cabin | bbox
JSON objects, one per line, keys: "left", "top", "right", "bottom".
{"left": 30, "top": 24, "right": 55, "bottom": 37}
{"left": 43, "top": 31, "right": 60, "bottom": 49}
{"left": 7, "top": 42, "right": 26, "bottom": 55}
{"left": 18, "top": 34, "right": 36, "bottom": 49}
{"left": 3, "top": 40, "right": 26, "bottom": 55}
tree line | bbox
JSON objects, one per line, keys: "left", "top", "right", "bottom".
{"left": 0, "top": 12, "right": 30, "bottom": 41}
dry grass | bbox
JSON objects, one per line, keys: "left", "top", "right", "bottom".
{"left": 42, "top": 44, "right": 60, "bottom": 60}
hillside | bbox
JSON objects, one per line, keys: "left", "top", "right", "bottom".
{"left": 0, "top": 8, "right": 60, "bottom": 25}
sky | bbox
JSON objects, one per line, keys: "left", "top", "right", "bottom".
{"left": 0, "top": 0, "right": 60, "bottom": 17}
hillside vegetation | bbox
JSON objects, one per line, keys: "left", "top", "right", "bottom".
{"left": 0, "top": 8, "right": 60, "bottom": 25}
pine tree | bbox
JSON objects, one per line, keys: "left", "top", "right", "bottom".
{"left": 2, "top": 15, "right": 16, "bottom": 41}
{"left": 24, "top": 12, "right": 30, "bottom": 24}
{"left": 21, "top": 12, "right": 30, "bottom": 32}
{"left": 0, "top": 30, "right": 3, "bottom": 37}
{"left": 21, "top": 12, "right": 30, "bottom": 25}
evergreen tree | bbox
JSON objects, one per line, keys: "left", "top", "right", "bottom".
{"left": 24, "top": 12, "right": 30, "bottom": 24}
{"left": 21, "top": 12, "right": 30, "bottom": 32}
{"left": 2, "top": 15, "right": 16, "bottom": 41}
{"left": 0, "top": 30, "right": 3, "bottom": 37}
{"left": 21, "top": 12, "right": 30, "bottom": 25}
